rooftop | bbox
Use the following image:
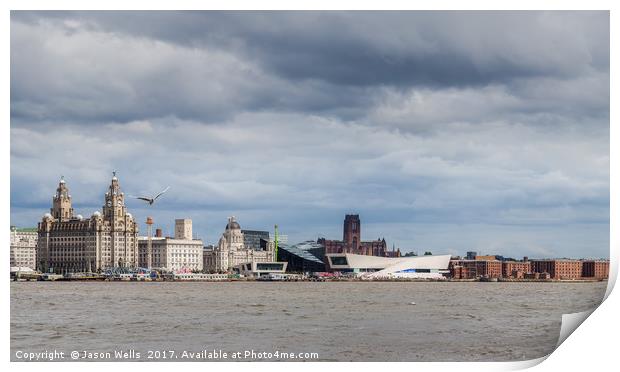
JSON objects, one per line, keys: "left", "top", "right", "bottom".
{"left": 10, "top": 227, "right": 37, "bottom": 233}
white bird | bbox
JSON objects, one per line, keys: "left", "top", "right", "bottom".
{"left": 130, "top": 186, "right": 170, "bottom": 205}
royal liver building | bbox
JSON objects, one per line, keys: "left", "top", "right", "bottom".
{"left": 37, "top": 173, "right": 139, "bottom": 273}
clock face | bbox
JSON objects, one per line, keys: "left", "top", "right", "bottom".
{"left": 107, "top": 200, "right": 112, "bottom": 207}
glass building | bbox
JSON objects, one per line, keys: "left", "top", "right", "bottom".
{"left": 277, "top": 241, "right": 326, "bottom": 273}
{"left": 241, "top": 230, "right": 270, "bottom": 251}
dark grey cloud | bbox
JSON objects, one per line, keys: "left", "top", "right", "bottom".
{"left": 10, "top": 11, "right": 610, "bottom": 258}
{"left": 13, "top": 11, "right": 609, "bottom": 85}
{"left": 11, "top": 11, "right": 609, "bottom": 125}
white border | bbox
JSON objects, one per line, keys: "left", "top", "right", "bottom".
{"left": 3, "top": 2, "right": 616, "bottom": 372}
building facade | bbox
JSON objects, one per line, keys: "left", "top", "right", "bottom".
{"left": 581, "top": 260, "right": 609, "bottom": 280}
{"left": 502, "top": 261, "right": 532, "bottom": 278}
{"left": 36, "top": 174, "right": 139, "bottom": 273}
{"left": 203, "top": 217, "right": 275, "bottom": 273}
{"left": 450, "top": 256, "right": 608, "bottom": 280}
{"left": 138, "top": 238, "right": 203, "bottom": 272}
{"left": 10, "top": 227, "right": 38, "bottom": 269}
{"left": 138, "top": 218, "right": 203, "bottom": 272}
{"left": 449, "top": 259, "right": 503, "bottom": 279}
{"left": 326, "top": 253, "right": 451, "bottom": 279}
{"left": 530, "top": 259, "right": 583, "bottom": 280}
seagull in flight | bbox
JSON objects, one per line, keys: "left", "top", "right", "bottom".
{"left": 131, "top": 186, "right": 170, "bottom": 205}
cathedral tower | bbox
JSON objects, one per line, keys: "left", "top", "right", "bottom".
{"left": 343, "top": 214, "right": 361, "bottom": 250}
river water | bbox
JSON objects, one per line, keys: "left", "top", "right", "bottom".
{"left": 10, "top": 281, "right": 607, "bottom": 362}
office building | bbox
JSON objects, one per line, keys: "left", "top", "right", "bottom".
{"left": 242, "top": 229, "right": 270, "bottom": 251}
{"left": 10, "top": 226, "right": 38, "bottom": 270}
{"left": 138, "top": 219, "right": 203, "bottom": 272}
{"left": 37, "top": 174, "right": 139, "bottom": 273}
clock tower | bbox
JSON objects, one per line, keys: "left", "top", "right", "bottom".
{"left": 103, "top": 171, "right": 127, "bottom": 221}
{"left": 51, "top": 176, "right": 74, "bottom": 221}
{"left": 101, "top": 171, "right": 137, "bottom": 268}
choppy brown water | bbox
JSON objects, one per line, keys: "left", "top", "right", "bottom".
{"left": 10, "top": 281, "right": 607, "bottom": 362}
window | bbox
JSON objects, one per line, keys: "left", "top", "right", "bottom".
{"left": 330, "top": 256, "right": 348, "bottom": 266}
{"left": 256, "top": 263, "right": 284, "bottom": 271}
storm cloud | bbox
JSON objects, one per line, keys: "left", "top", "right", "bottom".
{"left": 10, "top": 11, "right": 609, "bottom": 258}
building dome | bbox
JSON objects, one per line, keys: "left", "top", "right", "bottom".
{"left": 77, "top": 214, "right": 83, "bottom": 220}
{"left": 92, "top": 211, "right": 101, "bottom": 217}
{"left": 43, "top": 212, "right": 52, "bottom": 219}
{"left": 225, "top": 217, "right": 241, "bottom": 230}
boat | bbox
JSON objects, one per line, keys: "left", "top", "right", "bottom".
{"left": 256, "top": 273, "right": 301, "bottom": 281}
{"left": 40, "top": 273, "right": 64, "bottom": 281}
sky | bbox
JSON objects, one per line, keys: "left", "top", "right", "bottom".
{"left": 10, "top": 11, "right": 610, "bottom": 259}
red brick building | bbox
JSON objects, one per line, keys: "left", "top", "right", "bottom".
{"left": 449, "top": 259, "right": 502, "bottom": 279}
{"left": 581, "top": 260, "right": 609, "bottom": 279}
{"left": 450, "top": 265, "right": 465, "bottom": 279}
{"left": 524, "top": 272, "right": 551, "bottom": 280}
{"left": 530, "top": 259, "right": 583, "bottom": 280}
{"left": 502, "top": 261, "right": 532, "bottom": 278}
{"left": 449, "top": 261, "right": 471, "bottom": 279}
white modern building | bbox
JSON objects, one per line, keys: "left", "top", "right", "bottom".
{"left": 203, "top": 216, "right": 275, "bottom": 273}
{"left": 234, "top": 261, "right": 288, "bottom": 278}
{"left": 138, "top": 219, "right": 203, "bottom": 272}
{"left": 326, "top": 253, "right": 451, "bottom": 279}
{"left": 10, "top": 227, "right": 38, "bottom": 270}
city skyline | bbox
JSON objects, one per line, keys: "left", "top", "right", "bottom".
{"left": 10, "top": 11, "right": 610, "bottom": 259}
